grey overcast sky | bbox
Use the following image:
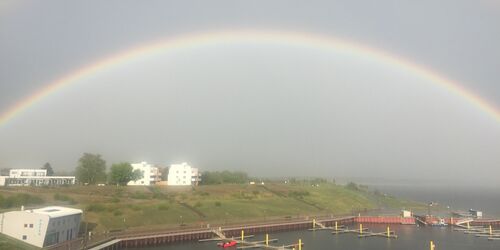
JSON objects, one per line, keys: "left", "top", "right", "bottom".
{"left": 0, "top": 0, "right": 499, "bottom": 184}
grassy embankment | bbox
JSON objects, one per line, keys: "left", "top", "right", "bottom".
{"left": 0, "top": 233, "right": 39, "bottom": 250}
{"left": 0, "top": 183, "right": 428, "bottom": 236}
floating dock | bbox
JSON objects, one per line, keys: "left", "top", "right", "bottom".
{"left": 453, "top": 222, "right": 500, "bottom": 241}
{"left": 201, "top": 229, "right": 303, "bottom": 250}
{"left": 86, "top": 216, "right": 354, "bottom": 250}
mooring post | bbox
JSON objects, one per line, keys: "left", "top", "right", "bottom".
{"left": 467, "top": 222, "right": 470, "bottom": 230}
{"left": 298, "top": 238, "right": 302, "bottom": 250}
{"left": 490, "top": 225, "right": 493, "bottom": 235}
{"left": 241, "top": 230, "right": 244, "bottom": 241}
{"left": 313, "top": 218, "right": 316, "bottom": 229}
{"left": 359, "top": 224, "right": 363, "bottom": 235}
{"left": 387, "top": 226, "right": 390, "bottom": 237}
{"left": 430, "top": 240, "right": 435, "bottom": 250}
{"left": 335, "top": 221, "right": 338, "bottom": 231}
{"left": 266, "top": 233, "right": 269, "bottom": 246}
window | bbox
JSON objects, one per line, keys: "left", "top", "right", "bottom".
{"left": 24, "top": 224, "right": 27, "bottom": 228}
{"left": 22, "top": 235, "right": 27, "bottom": 240}
{"left": 44, "top": 232, "right": 57, "bottom": 246}
{"left": 29, "top": 224, "right": 33, "bottom": 228}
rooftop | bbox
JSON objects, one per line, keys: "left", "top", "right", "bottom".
{"left": 30, "top": 206, "right": 82, "bottom": 218}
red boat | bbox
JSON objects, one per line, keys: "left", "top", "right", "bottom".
{"left": 217, "top": 240, "right": 237, "bottom": 248}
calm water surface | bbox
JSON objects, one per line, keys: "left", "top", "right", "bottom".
{"left": 133, "top": 225, "right": 500, "bottom": 250}
{"left": 374, "top": 184, "right": 500, "bottom": 217}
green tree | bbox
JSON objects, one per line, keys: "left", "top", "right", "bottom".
{"left": 109, "top": 163, "right": 143, "bottom": 185}
{"left": 0, "top": 168, "right": 11, "bottom": 176}
{"left": 42, "top": 162, "right": 54, "bottom": 176}
{"left": 158, "top": 166, "right": 169, "bottom": 181}
{"left": 76, "top": 153, "right": 106, "bottom": 184}
{"left": 201, "top": 171, "right": 249, "bottom": 185}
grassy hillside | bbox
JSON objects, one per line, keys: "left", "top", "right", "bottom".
{"left": 0, "top": 234, "right": 39, "bottom": 250}
{"left": 0, "top": 183, "right": 427, "bottom": 235}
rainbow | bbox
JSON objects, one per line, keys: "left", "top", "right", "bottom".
{"left": 1, "top": 30, "right": 499, "bottom": 127}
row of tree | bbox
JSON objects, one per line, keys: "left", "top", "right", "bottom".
{"left": 24, "top": 153, "right": 250, "bottom": 186}
{"left": 75, "top": 153, "right": 142, "bottom": 185}
{"left": 201, "top": 170, "right": 249, "bottom": 184}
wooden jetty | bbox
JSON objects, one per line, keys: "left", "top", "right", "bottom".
{"left": 328, "top": 223, "right": 397, "bottom": 239}
{"left": 358, "top": 226, "right": 397, "bottom": 239}
{"left": 453, "top": 223, "right": 500, "bottom": 241}
{"left": 201, "top": 228, "right": 304, "bottom": 250}
{"left": 308, "top": 219, "right": 345, "bottom": 231}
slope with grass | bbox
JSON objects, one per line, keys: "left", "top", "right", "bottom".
{"left": 0, "top": 183, "right": 427, "bottom": 236}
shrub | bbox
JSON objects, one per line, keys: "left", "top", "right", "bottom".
{"left": 214, "top": 201, "right": 221, "bottom": 207}
{"left": 180, "top": 194, "right": 188, "bottom": 201}
{"left": 54, "top": 193, "right": 77, "bottom": 204}
{"left": 113, "top": 210, "right": 123, "bottom": 216}
{"left": 0, "top": 194, "right": 44, "bottom": 209}
{"left": 130, "top": 192, "right": 149, "bottom": 200}
{"left": 86, "top": 204, "right": 106, "bottom": 212}
{"left": 114, "top": 189, "right": 124, "bottom": 197}
{"left": 201, "top": 171, "right": 249, "bottom": 185}
{"left": 194, "top": 201, "right": 202, "bottom": 208}
{"left": 288, "top": 191, "right": 310, "bottom": 198}
{"left": 130, "top": 205, "right": 141, "bottom": 211}
{"left": 158, "top": 204, "right": 170, "bottom": 210}
{"left": 346, "top": 182, "right": 359, "bottom": 191}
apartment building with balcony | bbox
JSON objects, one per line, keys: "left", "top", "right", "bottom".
{"left": 127, "top": 162, "right": 162, "bottom": 186}
{"left": 167, "top": 162, "right": 201, "bottom": 186}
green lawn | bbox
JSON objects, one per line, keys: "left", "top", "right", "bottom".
{"left": 0, "top": 183, "right": 426, "bottom": 236}
{"left": 0, "top": 234, "right": 39, "bottom": 250}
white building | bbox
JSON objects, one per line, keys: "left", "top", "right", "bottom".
{"left": 0, "top": 206, "right": 82, "bottom": 248}
{"left": 167, "top": 162, "right": 201, "bottom": 186}
{"left": 0, "top": 169, "right": 75, "bottom": 186}
{"left": 9, "top": 169, "right": 46, "bottom": 178}
{"left": 127, "top": 162, "right": 161, "bottom": 186}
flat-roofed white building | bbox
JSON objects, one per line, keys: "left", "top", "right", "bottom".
{"left": 127, "top": 162, "right": 161, "bottom": 186}
{"left": 0, "top": 169, "right": 75, "bottom": 186}
{"left": 0, "top": 206, "right": 82, "bottom": 248}
{"left": 9, "top": 169, "right": 46, "bottom": 178}
{"left": 167, "top": 162, "right": 201, "bottom": 186}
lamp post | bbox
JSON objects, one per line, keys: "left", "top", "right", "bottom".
{"left": 428, "top": 202, "right": 434, "bottom": 217}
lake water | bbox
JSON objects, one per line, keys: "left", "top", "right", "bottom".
{"left": 133, "top": 225, "right": 500, "bottom": 250}
{"left": 373, "top": 184, "right": 500, "bottom": 217}
{"left": 130, "top": 185, "right": 500, "bottom": 250}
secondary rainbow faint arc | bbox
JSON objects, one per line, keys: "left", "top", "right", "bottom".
{"left": 1, "top": 30, "right": 499, "bottom": 127}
